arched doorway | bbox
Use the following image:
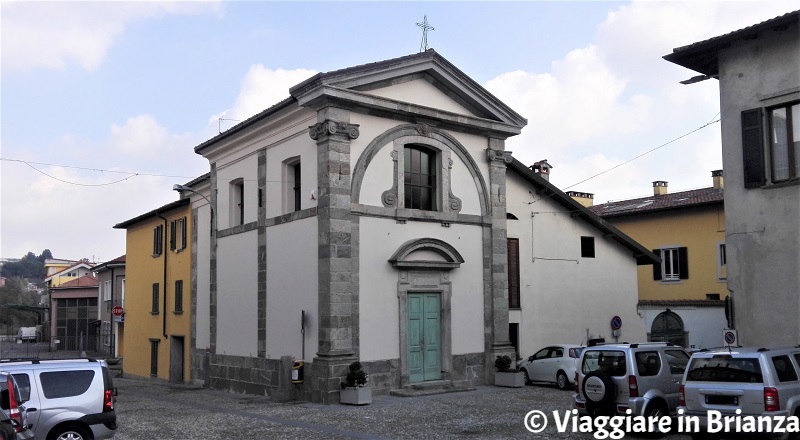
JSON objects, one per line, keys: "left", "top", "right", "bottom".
{"left": 650, "top": 310, "right": 687, "bottom": 347}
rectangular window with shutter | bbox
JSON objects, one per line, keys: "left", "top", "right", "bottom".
{"left": 174, "top": 280, "right": 183, "bottom": 313}
{"left": 768, "top": 102, "right": 799, "bottom": 183}
{"left": 151, "top": 283, "right": 159, "bottom": 314}
{"left": 653, "top": 247, "right": 688, "bottom": 282}
{"left": 742, "top": 108, "right": 766, "bottom": 188}
{"left": 507, "top": 238, "right": 520, "bottom": 309}
{"left": 153, "top": 225, "right": 163, "bottom": 256}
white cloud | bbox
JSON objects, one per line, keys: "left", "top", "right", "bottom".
{"left": 0, "top": 1, "right": 223, "bottom": 73}
{"left": 485, "top": 0, "right": 785, "bottom": 203}
{"left": 220, "top": 65, "right": 318, "bottom": 123}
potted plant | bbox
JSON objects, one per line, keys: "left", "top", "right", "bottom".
{"left": 494, "top": 355, "right": 525, "bottom": 388}
{"left": 339, "top": 361, "right": 372, "bottom": 405}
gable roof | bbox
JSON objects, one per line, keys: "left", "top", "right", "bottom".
{"left": 664, "top": 10, "right": 800, "bottom": 76}
{"left": 506, "top": 158, "right": 659, "bottom": 265}
{"left": 196, "top": 50, "right": 527, "bottom": 154}
{"left": 53, "top": 274, "right": 98, "bottom": 289}
{"left": 590, "top": 187, "right": 723, "bottom": 218}
{"left": 94, "top": 255, "right": 126, "bottom": 272}
{"left": 113, "top": 198, "right": 190, "bottom": 229}
{"left": 44, "top": 261, "right": 96, "bottom": 282}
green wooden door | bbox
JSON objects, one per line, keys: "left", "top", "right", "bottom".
{"left": 408, "top": 293, "right": 441, "bottom": 382}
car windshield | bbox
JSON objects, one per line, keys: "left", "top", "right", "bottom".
{"left": 582, "top": 350, "right": 626, "bottom": 376}
{"left": 686, "top": 356, "right": 763, "bottom": 383}
{"left": 570, "top": 347, "right": 584, "bottom": 358}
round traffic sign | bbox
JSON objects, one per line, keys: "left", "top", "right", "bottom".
{"left": 610, "top": 316, "right": 622, "bottom": 330}
{"left": 112, "top": 306, "right": 124, "bottom": 317}
{"left": 724, "top": 331, "right": 736, "bottom": 344}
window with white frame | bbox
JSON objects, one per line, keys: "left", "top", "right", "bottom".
{"left": 283, "top": 157, "right": 301, "bottom": 214}
{"left": 653, "top": 247, "right": 688, "bottom": 282}
{"left": 103, "top": 280, "right": 111, "bottom": 301}
{"left": 717, "top": 242, "right": 727, "bottom": 281}
{"left": 741, "top": 102, "right": 800, "bottom": 187}
{"left": 769, "top": 103, "right": 799, "bottom": 183}
{"left": 170, "top": 216, "right": 187, "bottom": 251}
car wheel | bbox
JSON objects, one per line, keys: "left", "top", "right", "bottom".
{"left": 47, "top": 425, "right": 91, "bottom": 440}
{"left": 582, "top": 371, "right": 616, "bottom": 416}
{"left": 522, "top": 369, "right": 531, "bottom": 385}
{"left": 644, "top": 401, "right": 670, "bottom": 437}
{"left": 556, "top": 371, "right": 569, "bottom": 390}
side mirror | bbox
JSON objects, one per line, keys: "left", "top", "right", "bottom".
{"left": 528, "top": 356, "right": 534, "bottom": 362}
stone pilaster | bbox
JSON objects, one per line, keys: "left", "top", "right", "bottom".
{"left": 309, "top": 108, "right": 360, "bottom": 403}
{"left": 485, "top": 139, "right": 516, "bottom": 382}
{"left": 209, "top": 164, "right": 218, "bottom": 355}
{"left": 257, "top": 150, "right": 267, "bottom": 358}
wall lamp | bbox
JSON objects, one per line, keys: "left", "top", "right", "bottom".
{"left": 173, "top": 184, "right": 214, "bottom": 235}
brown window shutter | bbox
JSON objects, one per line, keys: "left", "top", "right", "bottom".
{"left": 678, "top": 247, "right": 689, "bottom": 279}
{"left": 652, "top": 249, "right": 662, "bottom": 280}
{"left": 507, "top": 238, "right": 520, "bottom": 309}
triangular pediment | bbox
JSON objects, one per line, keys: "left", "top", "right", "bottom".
{"left": 290, "top": 50, "right": 527, "bottom": 133}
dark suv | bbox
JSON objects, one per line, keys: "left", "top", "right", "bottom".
{"left": 1, "top": 358, "right": 117, "bottom": 440}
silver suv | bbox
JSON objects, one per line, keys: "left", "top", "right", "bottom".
{"left": 679, "top": 347, "right": 800, "bottom": 440}
{"left": 0, "top": 358, "right": 117, "bottom": 440}
{"left": 574, "top": 343, "right": 690, "bottom": 421}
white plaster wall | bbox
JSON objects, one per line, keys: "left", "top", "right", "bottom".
{"left": 265, "top": 217, "right": 319, "bottom": 360}
{"left": 641, "top": 307, "right": 728, "bottom": 350}
{"left": 215, "top": 157, "right": 258, "bottom": 229}
{"left": 716, "top": 26, "right": 800, "bottom": 346}
{"left": 195, "top": 203, "right": 210, "bottom": 350}
{"left": 365, "top": 78, "right": 477, "bottom": 117}
{"left": 264, "top": 133, "right": 318, "bottom": 218}
{"left": 358, "top": 217, "right": 485, "bottom": 361}
{"left": 216, "top": 230, "right": 258, "bottom": 356}
{"left": 506, "top": 172, "right": 647, "bottom": 358}
{"left": 357, "top": 138, "right": 394, "bottom": 207}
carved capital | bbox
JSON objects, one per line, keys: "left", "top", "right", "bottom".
{"left": 487, "top": 149, "right": 513, "bottom": 165}
{"left": 309, "top": 120, "right": 360, "bottom": 141}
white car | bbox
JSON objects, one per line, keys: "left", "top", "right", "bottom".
{"left": 519, "top": 345, "right": 584, "bottom": 390}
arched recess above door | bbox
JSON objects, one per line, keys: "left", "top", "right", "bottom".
{"left": 388, "top": 237, "right": 464, "bottom": 270}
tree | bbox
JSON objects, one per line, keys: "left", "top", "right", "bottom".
{"left": 37, "top": 249, "right": 53, "bottom": 262}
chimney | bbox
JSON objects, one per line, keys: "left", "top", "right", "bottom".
{"left": 712, "top": 170, "right": 724, "bottom": 189}
{"left": 530, "top": 159, "right": 553, "bottom": 181}
{"left": 566, "top": 191, "right": 594, "bottom": 207}
{"left": 653, "top": 181, "right": 668, "bottom": 196}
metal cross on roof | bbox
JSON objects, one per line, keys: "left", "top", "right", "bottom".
{"left": 416, "top": 15, "right": 434, "bottom": 52}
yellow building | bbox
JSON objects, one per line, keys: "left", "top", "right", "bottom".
{"left": 44, "top": 259, "right": 95, "bottom": 287}
{"left": 589, "top": 171, "right": 729, "bottom": 349}
{"left": 113, "top": 198, "right": 192, "bottom": 383}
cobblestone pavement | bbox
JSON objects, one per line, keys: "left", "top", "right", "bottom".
{"left": 114, "top": 377, "right": 694, "bottom": 439}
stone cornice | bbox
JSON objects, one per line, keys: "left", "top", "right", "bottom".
{"left": 297, "top": 86, "right": 522, "bottom": 139}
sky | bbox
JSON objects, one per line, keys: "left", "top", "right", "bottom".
{"left": 1, "top": 0, "right": 795, "bottom": 263}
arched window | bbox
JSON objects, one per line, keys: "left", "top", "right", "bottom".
{"left": 650, "top": 311, "right": 687, "bottom": 347}
{"left": 404, "top": 145, "right": 437, "bottom": 210}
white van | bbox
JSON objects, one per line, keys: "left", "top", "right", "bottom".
{"left": 0, "top": 358, "right": 117, "bottom": 440}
